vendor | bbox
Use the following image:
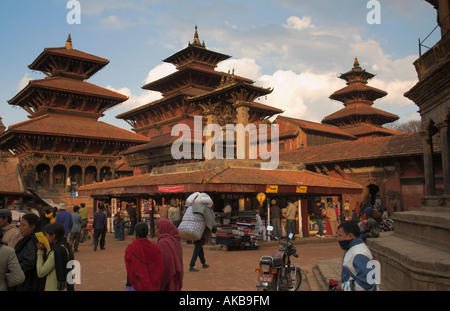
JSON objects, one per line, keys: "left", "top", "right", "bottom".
{"left": 218, "top": 200, "right": 232, "bottom": 225}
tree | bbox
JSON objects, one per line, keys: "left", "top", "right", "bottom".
{"left": 385, "top": 120, "right": 422, "bottom": 133}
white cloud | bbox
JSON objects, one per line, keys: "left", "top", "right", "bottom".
{"left": 284, "top": 16, "right": 314, "bottom": 30}
{"left": 257, "top": 70, "right": 343, "bottom": 122}
{"left": 144, "top": 63, "right": 177, "bottom": 84}
{"left": 216, "top": 58, "right": 261, "bottom": 81}
{"left": 99, "top": 15, "right": 136, "bottom": 30}
{"left": 18, "top": 73, "right": 31, "bottom": 90}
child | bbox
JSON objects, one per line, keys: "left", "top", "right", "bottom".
{"left": 36, "top": 222, "right": 74, "bottom": 291}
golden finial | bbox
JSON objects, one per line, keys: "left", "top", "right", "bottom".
{"left": 192, "top": 25, "right": 201, "bottom": 46}
{"left": 353, "top": 57, "right": 361, "bottom": 69}
{"left": 65, "top": 34, "right": 73, "bottom": 50}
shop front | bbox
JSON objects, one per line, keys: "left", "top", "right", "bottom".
{"left": 79, "top": 160, "right": 362, "bottom": 242}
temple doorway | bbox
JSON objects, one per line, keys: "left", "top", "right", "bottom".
{"left": 85, "top": 166, "right": 97, "bottom": 184}
{"left": 53, "top": 165, "right": 66, "bottom": 188}
{"left": 35, "top": 164, "right": 50, "bottom": 188}
{"left": 367, "top": 184, "right": 379, "bottom": 206}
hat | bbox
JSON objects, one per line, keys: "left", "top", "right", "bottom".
{"left": 363, "top": 207, "right": 373, "bottom": 217}
{"left": 58, "top": 203, "right": 67, "bottom": 210}
{"left": 0, "top": 209, "right": 12, "bottom": 218}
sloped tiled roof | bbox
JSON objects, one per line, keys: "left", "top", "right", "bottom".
{"left": 341, "top": 123, "right": 405, "bottom": 137}
{"left": 322, "top": 105, "right": 399, "bottom": 123}
{"left": 29, "top": 47, "right": 109, "bottom": 69}
{"left": 276, "top": 116, "right": 356, "bottom": 139}
{"left": 279, "top": 132, "right": 438, "bottom": 165}
{"left": 330, "top": 83, "right": 387, "bottom": 102}
{"left": 6, "top": 114, "right": 149, "bottom": 143}
{"left": 79, "top": 160, "right": 362, "bottom": 195}
{"left": 9, "top": 77, "right": 128, "bottom": 106}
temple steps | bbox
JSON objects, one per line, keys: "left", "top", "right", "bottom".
{"left": 367, "top": 210, "right": 450, "bottom": 291}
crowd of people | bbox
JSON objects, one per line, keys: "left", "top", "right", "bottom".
{"left": 1, "top": 193, "right": 389, "bottom": 292}
{"left": 0, "top": 199, "right": 186, "bottom": 292}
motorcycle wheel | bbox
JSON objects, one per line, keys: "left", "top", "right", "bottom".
{"left": 286, "top": 268, "right": 302, "bottom": 291}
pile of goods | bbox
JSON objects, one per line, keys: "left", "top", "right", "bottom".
{"left": 214, "top": 211, "right": 262, "bottom": 250}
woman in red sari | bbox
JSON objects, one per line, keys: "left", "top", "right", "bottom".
{"left": 157, "top": 218, "right": 183, "bottom": 291}
{"left": 124, "top": 222, "right": 164, "bottom": 291}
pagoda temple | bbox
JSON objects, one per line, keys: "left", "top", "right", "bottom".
{"left": 0, "top": 35, "right": 149, "bottom": 192}
{"left": 322, "top": 57, "right": 402, "bottom": 138}
{"left": 118, "top": 26, "right": 282, "bottom": 172}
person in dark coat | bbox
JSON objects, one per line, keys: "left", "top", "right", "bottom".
{"left": 126, "top": 203, "right": 137, "bottom": 236}
{"left": 14, "top": 213, "right": 44, "bottom": 291}
{"left": 93, "top": 205, "right": 107, "bottom": 251}
{"left": 312, "top": 202, "right": 325, "bottom": 237}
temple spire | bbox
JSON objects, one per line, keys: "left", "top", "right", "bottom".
{"left": 65, "top": 34, "right": 73, "bottom": 50}
{"left": 353, "top": 57, "right": 361, "bottom": 69}
{"left": 190, "top": 25, "right": 206, "bottom": 48}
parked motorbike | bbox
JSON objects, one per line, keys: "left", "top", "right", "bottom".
{"left": 379, "top": 218, "right": 394, "bottom": 232}
{"left": 256, "top": 229, "right": 302, "bottom": 291}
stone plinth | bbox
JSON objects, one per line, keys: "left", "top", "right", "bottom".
{"left": 392, "top": 209, "right": 450, "bottom": 251}
{"left": 367, "top": 209, "right": 450, "bottom": 291}
{"left": 367, "top": 232, "right": 450, "bottom": 291}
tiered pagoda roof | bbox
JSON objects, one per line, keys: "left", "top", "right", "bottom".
{"left": 117, "top": 27, "right": 281, "bottom": 129}
{"left": 0, "top": 35, "right": 149, "bottom": 159}
{"left": 162, "top": 25, "right": 231, "bottom": 69}
{"left": 27, "top": 35, "right": 109, "bottom": 79}
{"left": 322, "top": 58, "right": 401, "bottom": 138}
{"left": 8, "top": 35, "right": 129, "bottom": 119}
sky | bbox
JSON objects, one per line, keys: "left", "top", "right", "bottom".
{"left": 0, "top": 0, "right": 442, "bottom": 132}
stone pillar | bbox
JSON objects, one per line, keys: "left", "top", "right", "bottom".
{"left": 204, "top": 111, "right": 218, "bottom": 161}
{"left": 81, "top": 167, "right": 86, "bottom": 186}
{"left": 421, "top": 129, "right": 436, "bottom": 196}
{"left": 234, "top": 101, "right": 251, "bottom": 159}
{"left": 49, "top": 165, "right": 54, "bottom": 188}
{"left": 438, "top": 121, "right": 450, "bottom": 195}
{"left": 235, "top": 102, "right": 250, "bottom": 127}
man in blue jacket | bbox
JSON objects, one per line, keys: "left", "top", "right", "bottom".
{"left": 93, "top": 205, "right": 107, "bottom": 251}
{"left": 335, "top": 221, "right": 379, "bottom": 291}
{"left": 55, "top": 203, "right": 73, "bottom": 237}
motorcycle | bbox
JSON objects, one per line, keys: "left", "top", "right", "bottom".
{"left": 379, "top": 218, "right": 394, "bottom": 232}
{"left": 256, "top": 229, "right": 302, "bottom": 291}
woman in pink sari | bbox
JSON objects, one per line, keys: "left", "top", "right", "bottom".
{"left": 157, "top": 219, "right": 183, "bottom": 291}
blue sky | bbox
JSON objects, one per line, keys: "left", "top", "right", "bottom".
{"left": 0, "top": 0, "right": 441, "bottom": 131}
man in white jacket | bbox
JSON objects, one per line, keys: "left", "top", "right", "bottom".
{"left": 335, "top": 221, "right": 379, "bottom": 291}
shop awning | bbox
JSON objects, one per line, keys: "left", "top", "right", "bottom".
{"left": 78, "top": 160, "right": 362, "bottom": 198}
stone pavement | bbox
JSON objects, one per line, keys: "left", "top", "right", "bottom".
{"left": 72, "top": 233, "right": 344, "bottom": 291}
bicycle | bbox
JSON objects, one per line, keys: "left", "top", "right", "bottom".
{"left": 79, "top": 227, "right": 94, "bottom": 246}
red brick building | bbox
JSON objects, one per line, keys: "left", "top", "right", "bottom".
{"left": 279, "top": 133, "right": 442, "bottom": 215}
